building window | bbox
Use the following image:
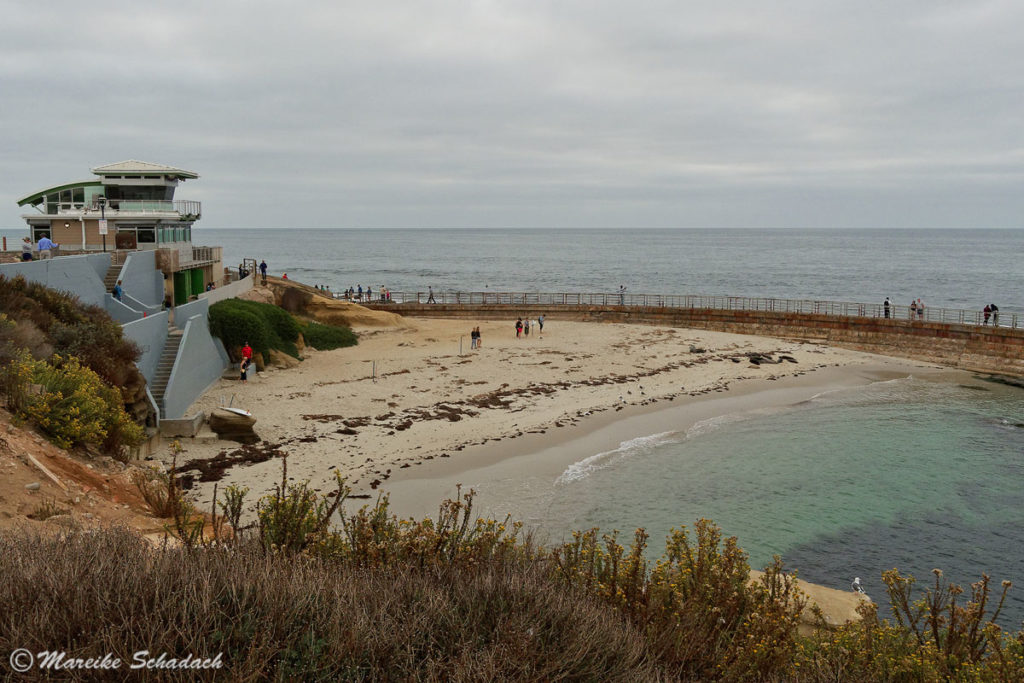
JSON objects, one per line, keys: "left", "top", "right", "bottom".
{"left": 137, "top": 228, "right": 156, "bottom": 243}
{"left": 32, "top": 227, "right": 51, "bottom": 242}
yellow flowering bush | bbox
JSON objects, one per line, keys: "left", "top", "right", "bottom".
{"left": 7, "top": 353, "right": 143, "bottom": 453}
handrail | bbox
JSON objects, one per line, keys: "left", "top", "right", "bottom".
{"left": 366, "top": 291, "right": 1020, "bottom": 330}
{"left": 42, "top": 199, "right": 201, "bottom": 216}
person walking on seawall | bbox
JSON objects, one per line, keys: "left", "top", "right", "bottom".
{"left": 916, "top": 299, "right": 924, "bottom": 320}
{"left": 21, "top": 237, "right": 33, "bottom": 261}
{"left": 619, "top": 285, "right": 626, "bottom": 306}
{"left": 990, "top": 304, "right": 999, "bottom": 326}
{"left": 983, "top": 304, "right": 991, "bottom": 325}
{"left": 883, "top": 297, "right": 891, "bottom": 319}
{"left": 427, "top": 287, "right": 436, "bottom": 304}
{"left": 910, "top": 299, "right": 917, "bottom": 320}
{"left": 259, "top": 260, "right": 268, "bottom": 284}
{"left": 366, "top": 286, "right": 372, "bottom": 301}
{"left": 112, "top": 280, "right": 123, "bottom": 301}
{"left": 37, "top": 235, "right": 57, "bottom": 259}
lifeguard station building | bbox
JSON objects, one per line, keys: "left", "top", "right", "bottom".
{"left": 16, "top": 160, "right": 222, "bottom": 305}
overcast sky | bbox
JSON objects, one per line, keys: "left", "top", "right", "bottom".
{"left": 1, "top": 0, "right": 1022, "bottom": 229}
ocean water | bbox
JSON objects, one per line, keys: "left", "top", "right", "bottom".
{"left": 185, "top": 227, "right": 1024, "bottom": 315}
{"left": 432, "top": 376, "right": 1024, "bottom": 626}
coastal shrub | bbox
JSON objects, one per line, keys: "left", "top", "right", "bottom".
{"left": 299, "top": 320, "right": 357, "bottom": 351}
{"left": 0, "top": 274, "right": 141, "bottom": 390}
{"left": 795, "top": 569, "right": 1024, "bottom": 680}
{"left": 6, "top": 352, "right": 145, "bottom": 454}
{"left": 208, "top": 299, "right": 301, "bottom": 361}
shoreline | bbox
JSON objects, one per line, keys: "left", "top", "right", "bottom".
{"left": 377, "top": 358, "right": 959, "bottom": 521}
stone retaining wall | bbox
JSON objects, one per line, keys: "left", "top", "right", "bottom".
{"left": 365, "top": 303, "right": 1024, "bottom": 377}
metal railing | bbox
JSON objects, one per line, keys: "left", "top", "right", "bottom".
{"left": 370, "top": 291, "right": 1020, "bottom": 330}
{"left": 42, "top": 199, "right": 201, "bottom": 217}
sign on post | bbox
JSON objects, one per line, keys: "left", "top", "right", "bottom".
{"left": 98, "top": 219, "right": 108, "bottom": 235}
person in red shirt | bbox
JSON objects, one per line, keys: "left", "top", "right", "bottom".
{"left": 241, "top": 342, "right": 253, "bottom": 362}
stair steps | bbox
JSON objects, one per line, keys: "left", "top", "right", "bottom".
{"left": 150, "top": 329, "right": 184, "bottom": 413}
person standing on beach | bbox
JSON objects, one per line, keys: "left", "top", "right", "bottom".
{"left": 524, "top": 318, "right": 530, "bottom": 337}
{"left": 240, "top": 357, "right": 250, "bottom": 384}
{"left": 259, "top": 260, "right": 267, "bottom": 284}
{"left": 515, "top": 318, "right": 523, "bottom": 338}
{"left": 476, "top": 326, "right": 482, "bottom": 349}
{"left": 538, "top": 314, "right": 545, "bottom": 333}
{"left": 470, "top": 327, "right": 478, "bottom": 349}
{"left": 883, "top": 297, "right": 891, "bottom": 319}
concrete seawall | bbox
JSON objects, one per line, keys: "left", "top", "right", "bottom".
{"left": 364, "top": 303, "right": 1024, "bottom": 378}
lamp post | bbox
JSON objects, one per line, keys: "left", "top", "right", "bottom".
{"left": 97, "top": 196, "right": 107, "bottom": 253}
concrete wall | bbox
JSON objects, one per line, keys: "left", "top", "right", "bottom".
{"left": 199, "top": 270, "right": 253, "bottom": 305}
{"left": 172, "top": 298, "right": 210, "bottom": 330}
{"left": 122, "top": 310, "right": 170, "bottom": 385}
{"left": 0, "top": 253, "right": 111, "bottom": 308}
{"left": 369, "top": 303, "right": 1024, "bottom": 377}
{"left": 162, "top": 312, "right": 229, "bottom": 419}
{"left": 104, "top": 296, "right": 144, "bottom": 323}
{"left": 119, "top": 250, "right": 165, "bottom": 308}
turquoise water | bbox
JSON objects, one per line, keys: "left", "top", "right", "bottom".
{"left": 467, "top": 376, "right": 1024, "bottom": 624}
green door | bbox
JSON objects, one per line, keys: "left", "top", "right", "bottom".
{"left": 173, "top": 271, "right": 188, "bottom": 306}
{"left": 190, "top": 268, "right": 204, "bottom": 296}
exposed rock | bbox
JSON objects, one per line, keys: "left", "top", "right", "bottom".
{"left": 208, "top": 408, "right": 259, "bottom": 444}
{"left": 268, "top": 349, "right": 301, "bottom": 369}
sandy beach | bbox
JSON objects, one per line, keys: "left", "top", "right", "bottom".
{"left": 180, "top": 316, "right": 943, "bottom": 517}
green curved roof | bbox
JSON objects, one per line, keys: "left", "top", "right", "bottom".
{"left": 16, "top": 180, "right": 102, "bottom": 207}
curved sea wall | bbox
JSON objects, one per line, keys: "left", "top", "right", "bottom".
{"left": 364, "top": 302, "right": 1024, "bottom": 377}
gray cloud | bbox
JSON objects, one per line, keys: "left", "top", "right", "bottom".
{"left": 2, "top": 0, "right": 1022, "bottom": 228}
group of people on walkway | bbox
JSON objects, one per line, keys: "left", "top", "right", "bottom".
{"left": 342, "top": 285, "right": 391, "bottom": 302}
{"left": 883, "top": 296, "right": 1001, "bottom": 325}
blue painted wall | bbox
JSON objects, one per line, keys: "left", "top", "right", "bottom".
{"left": 122, "top": 310, "right": 170, "bottom": 385}
{"left": 119, "top": 251, "right": 165, "bottom": 308}
{"left": 0, "top": 254, "right": 111, "bottom": 308}
{"left": 162, "top": 312, "right": 228, "bottom": 419}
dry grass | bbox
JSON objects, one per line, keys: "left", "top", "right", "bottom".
{"left": 3, "top": 458, "right": 1022, "bottom": 681}
{"left": 0, "top": 528, "right": 659, "bottom": 681}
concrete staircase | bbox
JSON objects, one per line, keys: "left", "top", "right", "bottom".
{"left": 103, "top": 260, "right": 123, "bottom": 293}
{"left": 150, "top": 329, "right": 183, "bottom": 413}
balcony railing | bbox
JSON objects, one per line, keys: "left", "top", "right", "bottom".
{"left": 42, "top": 199, "right": 201, "bottom": 218}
